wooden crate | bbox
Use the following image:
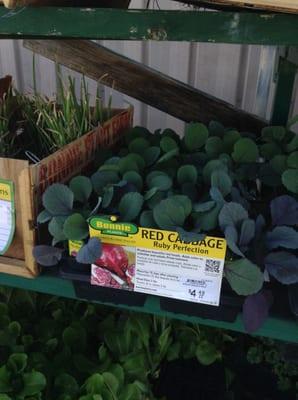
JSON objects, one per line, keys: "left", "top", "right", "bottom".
{"left": 0, "top": 0, "right": 130, "bottom": 8}
{"left": 0, "top": 107, "right": 133, "bottom": 278}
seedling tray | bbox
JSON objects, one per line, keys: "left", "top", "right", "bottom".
{"left": 0, "top": 107, "right": 133, "bottom": 278}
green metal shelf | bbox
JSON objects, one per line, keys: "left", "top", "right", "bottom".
{"left": 0, "top": 7, "right": 298, "bottom": 44}
{"left": 0, "top": 272, "right": 297, "bottom": 343}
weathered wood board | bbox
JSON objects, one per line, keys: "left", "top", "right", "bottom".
{"left": 177, "top": 0, "right": 298, "bottom": 14}
{"left": 24, "top": 39, "right": 267, "bottom": 133}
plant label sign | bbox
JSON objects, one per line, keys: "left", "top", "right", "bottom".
{"left": 0, "top": 179, "right": 15, "bottom": 255}
{"left": 87, "top": 216, "right": 227, "bottom": 306}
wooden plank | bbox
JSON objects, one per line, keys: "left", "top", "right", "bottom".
{"left": 19, "top": 167, "right": 38, "bottom": 276}
{"left": 2, "top": 8, "right": 298, "bottom": 44}
{"left": 0, "top": 158, "right": 29, "bottom": 260}
{"left": 0, "top": 257, "right": 34, "bottom": 277}
{"left": 24, "top": 39, "right": 267, "bottom": 133}
{"left": 175, "top": 0, "right": 298, "bottom": 14}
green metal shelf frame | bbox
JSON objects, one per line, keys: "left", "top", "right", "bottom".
{"left": 0, "top": 273, "right": 297, "bottom": 343}
{"left": 0, "top": 5, "right": 297, "bottom": 342}
{"left": 0, "top": 7, "right": 298, "bottom": 45}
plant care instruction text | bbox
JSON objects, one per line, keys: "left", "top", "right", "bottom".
{"left": 89, "top": 216, "right": 227, "bottom": 306}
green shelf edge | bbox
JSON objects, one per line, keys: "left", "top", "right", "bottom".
{"left": 1, "top": 7, "right": 298, "bottom": 44}
{"left": 0, "top": 272, "right": 297, "bottom": 343}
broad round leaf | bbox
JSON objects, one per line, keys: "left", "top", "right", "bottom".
{"left": 176, "top": 227, "right": 205, "bottom": 243}
{"left": 69, "top": 176, "right": 92, "bottom": 203}
{"left": 91, "top": 170, "right": 119, "bottom": 194}
{"left": 33, "top": 245, "right": 63, "bottom": 266}
{"left": 160, "top": 136, "right": 178, "bottom": 153}
{"left": 119, "top": 192, "right": 144, "bottom": 221}
{"left": 232, "top": 138, "right": 259, "bottom": 163}
{"left": 205, "top": 137, "right": 224, "bottom": 159}
{"left": 224, "top": 225, "right": 244, "bottom": 257}
{"left": 144, "top": 146, "right": 160, "bottom": 166}
{"left": 266, "top": 226, "right": 298, "bottom": 250}
{"left": 42, "top": 183, "right": 74, "bottom": 216}
{"left": 223, "top": 130, "right": 240, "bottom": 153}
{"left": 219, "top": 202, "right": 248, "bottom": 230}
{"left": 76, "top": 238, "right": 102, "bottom": 264}
{"left": 239, "top": 219, "right": 255, "bottom": 247}
{"left": 63, "top": 213, "right": 89, "bottom": 240}
{"left": 194, "top": 203, "right": 222, "bottom": 231}
{"left": 140, "top": 210, "right": 156, "bottom": 228}
{"left": 49, "top": 217, "right": 67, "bottom": 242}
{"left": 157, "top": 148, "right": 179, "bottom": 164}
{"left": 261, "top": 126, "right": 285, "bottom": 142}
{"left": 177, "top": 165, "right": 198, "bottom": 185}
{"left": 225, "top": 259, "right": 264, "bottom": 296}
{"left": 37, "top": 210, "right": 52, "bottom": 224}
{"left": 118, "top": 157, "right": 139, "bottom": 175}
{"left": 184, "top": 122, "right": 209, "bottom": 151}
{"left": 203, "top": 160, "right": 227, "bottom": 184}
{"left": 153, "top": 197, "right": 188, "bottom": 230}
{"left": 196, "top": 340, "right": 220, "bottom": 365}
{"left": 282, "top": 169, "right": 298, "bottom": 193}
{"left": 265, "top": 252, "right": 298, "bottom": 284}
{"left": 270, "top": 155, "right": 287, "bottom": 174}
{"left": 270, "top": 195, "right": 298, "bottom": 226}
{"left": 194, "top": 201, "right": 216, "bottom": 213}
{"left": 211, "top": 170, "right": 232, "bottom": 197}
{"left": 20, "top": 371, "right": 46, "bottom": 396}
{"left": 242, "top": 291, "right": 272, "bottom": 333}
{"left": 260, "top": 143, "right": 281, "bottom": 160}
{"left": 128, "top": 137, "right": 150, "bottom": 154}
{"left": 123, "top": 171, "right": 143, "bottom": 191}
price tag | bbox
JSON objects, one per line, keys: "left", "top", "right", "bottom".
{"left": 0, "top": 179, "right": 15, "bottom": 255}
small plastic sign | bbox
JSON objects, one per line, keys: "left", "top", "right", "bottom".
{"left": 88, "top": 215, "right": 227, "bottom": 307}
{"left": 0, "top": 179, "right": 15, "bottom": 255}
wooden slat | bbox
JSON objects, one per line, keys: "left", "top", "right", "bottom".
{"left": 0, "top": 257, "right": 34, "bottom": 277}
{"left": 24, "top": 39, "right": 267, "bottom": 133}
{"left": 0, "top": 157, "right": 29, "bottom": 260}
{"left": 176, "top": 0, "right": 298, "bottom": 14}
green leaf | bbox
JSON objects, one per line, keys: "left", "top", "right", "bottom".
{"left": 85, "top": 374, "right": 104, "bottom": 394}
{"left": 184, "top": 122, "right": 209, "bottom": 151}
{"left": 91, "top": 170, "right": 119, "bottom": 195}
{"left": 140, "top": 210, "right": 156, "bottom": 228}
{"left": 177, "top": 165, "right": 198, "bottom": 185}
{"left": 196, "top": 340, "right": 221, "bottom": 365}
{"left": 102, "top": 372, "right": 119, "bottom": 396}
{"left": 102, "top": 186, "right": 114, "bottom": 208}
{"left": 211, "top": 170, "right": 232, "bottom": 197}
{"left": 63, "top": 213, "right": 89, "bottom": 240}
{"left": 128, "top": 137, "right": 150, "bottom": 154}
{"left": 108, "top": 364, "right": 124, "bottom": 388}
{"left": 157, "top": 148, "right": 179, "bottom": 164}
{"left": 160, "top": 136, "right": 178, "bottom": 153}
{"left": 49, "top": 216, "right": 67, "bottom": 242}
{"left": 287, "top": 151, "right": 298, "bottom": 169}
{"left": 194, "top": 201, "right": 215, "bottom": 212}
{"left": 54, "top": 373, "right": 79, "bottom": 397}
{"left": 20, "top": 371, "right": 46, "bottom": 396}
{"left": 224, "top": 226, "right": 244, "bottom": 257}
{"left": 205, "top": 136, "right": 224, "bottom": 159}
{"left": 42, "top": 183, "right": 74, "bottom": 216}
{"left": 232, "top": 138, "right": 259, "bottom": 163}
{"left": 69, "top": 176, "right": 92, "bottom": 203}
{"left": 7, "top": 353, "right": 27, "bottom": 374}
{"left": 282, "top": 169, "right": 298, "bottom": 193}
{"left": 223, "top": 130, "right": 240, "bottom": 153}
{"left": 119, "top": 384, "right": 142, "bottom": 400}
{"left": 176, "top": 227, "right": 205, "bottom": 243}
{"left": 261, "top": 126, "right": 286, "bottom": 142}
{"left": 270, "top": 155, "right": 287, "bottom": 174}
{"left": 153, "top": 196, "right": 191, "bottom": 230}
{"left": 260, "top": 143, "right": 281, "bottom": 160}
{"left": 194, "top": 203, "right": 222, "bottom": 231}
{"left": 203, "top": 160, "right": 227, "bottom": 184}
{"left": 119, "top": 193, "right": 144, "bottom": 221}
{"left": 219, "top": 202, "right": 248, "bottom": 230}
{"left": 0, "top": 366, "right": 11, "bottom": 393}
{"left": 147, "top": 173, "right": 172, "bottom": 191}
{"left": 123, "top": 171, "right": 143, "bottom": 191}
{"left": 144, "top": 146, "right": 160, "bottom": 166}
{"left": 225, "top": 259, "right": 264, "bottom": 295}
{"left": 37, "top": 210, "right": 52, "bottom": 224}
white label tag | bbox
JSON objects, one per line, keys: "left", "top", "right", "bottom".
{"left": 0, "top": 180, "right": 15, "bottom": 255}
{"left": 134, "top": 247, "right": 224, "bottom": 306}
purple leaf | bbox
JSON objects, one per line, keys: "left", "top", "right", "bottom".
{"left": 32, "top": 245, "right": 63, "bottom": 266}
{"left": 76, "top": 238, "right": 102, "bottom": 264}
{"left": 243, "top": 290, "right": 273, "bottom": 333}
{"left": 270, "top": 195, "right": 298, "bottom": 226}
{"left": 265, "top": 251, "right": 298, "bottom": 284}
{"left": 266, "top": 226, "right": 298, "bottom": 250}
